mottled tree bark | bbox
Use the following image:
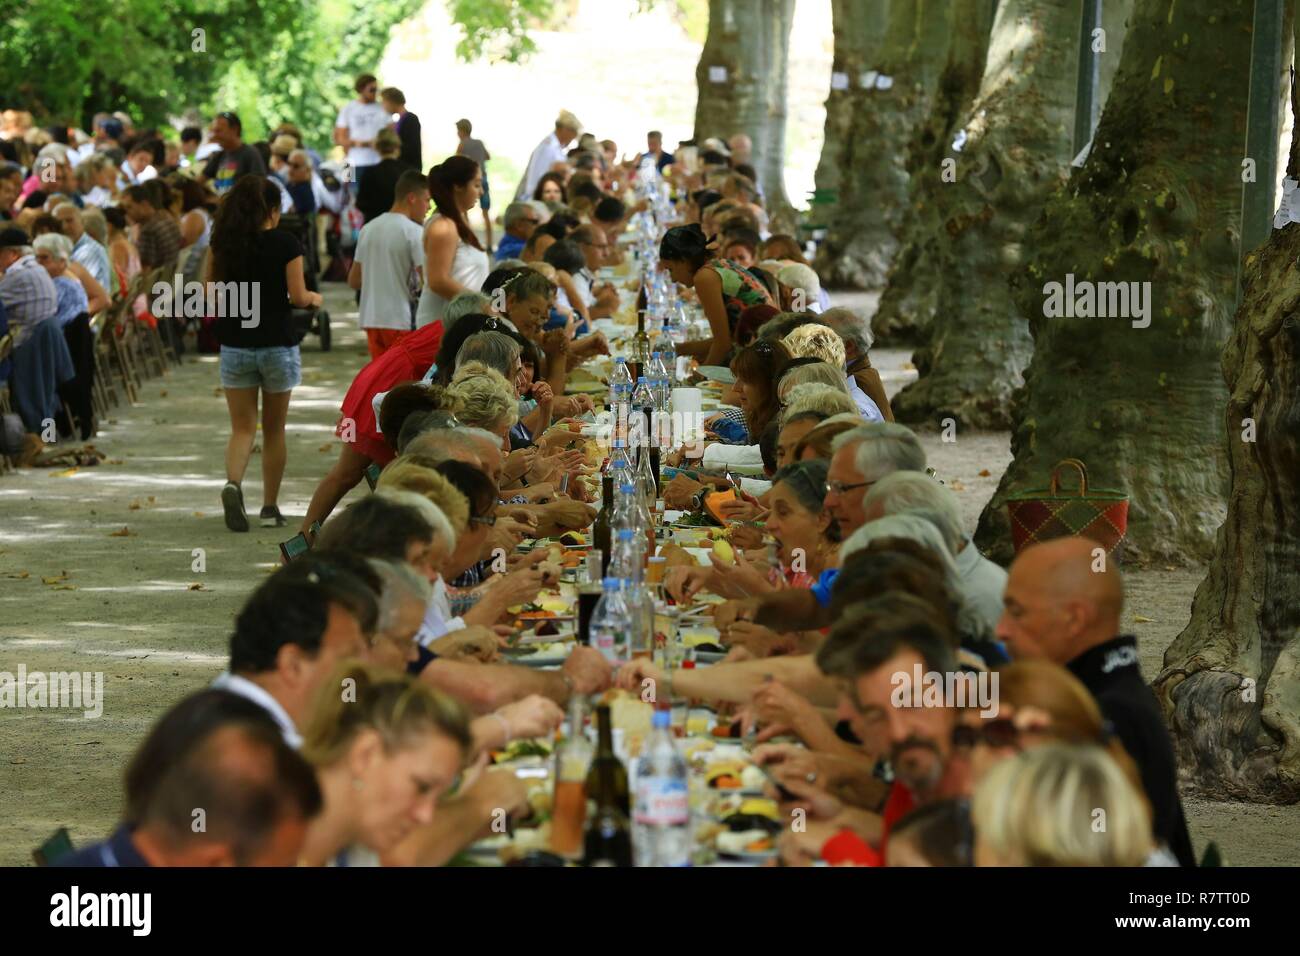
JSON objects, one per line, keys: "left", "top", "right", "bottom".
{"left": 1153, "top": 224, "right": 1300, "bottom": 800}
{"left": 888, "top": 0, "right": 1083, "bottom": 429}
{"left": 869, "top": 0, "right": 996, "bottom": 344}
{"left": 694, "top": 0, "right": 797, "bottom": 231}
{"left": 812, "top": 0, "right": 952, "bottom": 290}
{"left": 974, "top": 0, "right": 1253, "bottom": 566}
{"left": 1154, "top": 7, "right": 1300, "bottom": 801}
{"left": 812, "top": 0, "right": 891, "bottom": 214}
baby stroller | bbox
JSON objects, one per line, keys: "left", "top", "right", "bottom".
{"left": 280, "top": 208, "right": 331, "bottom": 351}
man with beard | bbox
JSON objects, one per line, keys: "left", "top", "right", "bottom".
{"left": 765, "top": 595, "right": 971, "bottom": 865}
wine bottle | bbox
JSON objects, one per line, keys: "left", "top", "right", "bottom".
{"left": 592, "top": 471, "right": 615, "bottom": 577}
{"left": 583, "top": 704, "right": 634, "bottom": 866}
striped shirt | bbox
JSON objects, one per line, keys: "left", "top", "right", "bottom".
{"left": 0, "top": 254, "right": 58, "bottom": 347}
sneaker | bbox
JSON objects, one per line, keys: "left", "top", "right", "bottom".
{"left": 259, "top": 506, "right": 287, "bottom": 528}
{"left": 221, "top": 481, "right": 249, "bottom": 532}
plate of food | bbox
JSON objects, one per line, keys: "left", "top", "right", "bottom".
{"left": 502, "top": 641, "right": 574, "bottom": 667}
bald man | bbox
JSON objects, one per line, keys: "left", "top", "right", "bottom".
{"left": 999, "top": 537, "right": 1195, "bottom": 866}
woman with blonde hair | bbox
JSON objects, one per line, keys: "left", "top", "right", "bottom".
{"left": 782, "top": 326, "right": 882, "bottom": 421}
{"left": 298, "top": 661, "right": 472, "bottom": 866}
{"left": 447, "top": 361, "right": 519, "bottom": 447}
{"left": 972, "top": 743, "right": 1155, "bottom": 867}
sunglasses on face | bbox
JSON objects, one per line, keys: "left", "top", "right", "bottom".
{"left": 951, "top": 718, "right": 1021, "bottom": 749}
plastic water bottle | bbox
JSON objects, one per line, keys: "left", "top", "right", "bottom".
{"left": 630, "top": 376, "right": 655, "bottom": 453}
{"left": 609, "top": 438, "right": 635, "bottom": 490}
{"left": 609, "top": 528, "right": 638, "bottom": 579}
{"left": 589, "top": 577, "right": 630, "bottom": 663}
{"left": 648, "top": 352, "right": 671, "bottom": 410}
{"left": 633, "top": 709, "right": 692, "bottom": 866}
{"left": 610, "top": 358, "right": 633, "bottom": 440}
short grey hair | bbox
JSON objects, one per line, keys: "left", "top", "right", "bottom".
{"left": 863, "top": 471, "right": 965, "bottom": 554}
{"left": 831, "top": 422, "right": 926, "bottom": 483}
{"left": 374, "top": 489, "right": 457, "bottom": 550}
{"left": 820, "top": 306, "right": 874, "bottom": 352}
{"left": 444, "top": 290, "right": 493, "bottom": 336}
{"left": 367, "top": 558, "right": 433, "bottom": 635}
{"left": 777, "top": 262, "right": 821, "bottom": 298}
{"left": 779, "top": 361, "right": 850, "bottom": 397}
{"left": 33, "top": 232, "right": 73, "bottom": 262}
{"left": 405, "top": 426, "right": 503, "bottom": 466}
{"left": 81, "top": 207, "right": 108, "bottom": 245}
{"left": 781, "top": 383, "right": 857, "bottom": 424}
{"left": 455, "top": 331, "right": 520, "bottom": 378}
{"left": 504, "top": 201, "right": 537, "bottom": 230}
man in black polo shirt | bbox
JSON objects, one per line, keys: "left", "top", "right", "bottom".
{"left": 58, "top": 690, "right": 321, "bottom": 866}
{"left": 997, "top": 536, "right": 1196, "bottom": 867}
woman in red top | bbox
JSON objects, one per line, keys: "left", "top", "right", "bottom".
{"left": 299, "top": 319, "right": 444, "bottom": 532}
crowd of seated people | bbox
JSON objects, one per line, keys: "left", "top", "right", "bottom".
{"left": 11, "top": 102, "right": 1198, "bottom": 870}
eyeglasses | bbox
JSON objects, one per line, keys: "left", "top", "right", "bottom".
{"left": 825, "top": 479, "right": 872, "bottom": 496}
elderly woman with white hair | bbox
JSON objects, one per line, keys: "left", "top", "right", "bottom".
{"left": 775, "top": 263, "right": 823, "bottom": 314}
{"left": 32, "top": 231, "right": 108, "bottom": 319}
{"left": 860, "top": 471, "right": 1008, "bottom": 633}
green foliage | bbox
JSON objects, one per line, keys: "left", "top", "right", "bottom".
{"left": 447, "top": 0, "right": 557, "bottom": 63}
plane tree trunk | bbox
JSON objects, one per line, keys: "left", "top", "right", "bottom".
{"left": 811, "top": 0, "right": 952, "bottom": 290}
{"left": 694, "top": 0, "right": 798, "bottom": 231}
{"left": 889, "top": 0, "right": 1081, "bottom": 432}
{"left": 973, "top": 0, "right": 1253, "bottom": 566}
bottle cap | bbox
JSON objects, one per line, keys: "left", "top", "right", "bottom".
{"left": 602, "top": 576, "right": 619, "bottom": 589}
{"left": 619, "top": 483, "right": 635, "bottom": 494}
{"left": 637, "top": 377, "right": 648, "bottom": 384}
{"left": 617, "top": 529, "right": 634, "bottom": 540}
{"left": 652, "top": 709, "right": 671, "bottom": 728}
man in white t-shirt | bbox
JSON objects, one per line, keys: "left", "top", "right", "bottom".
{"left": 514, "top": 109, "right": 581, "bottom": 201}
{"left": 348, "top": 168, "right": 431, "bottom": 359}
{"left": 334, "top": 73, "right": 391, "bottom": 187}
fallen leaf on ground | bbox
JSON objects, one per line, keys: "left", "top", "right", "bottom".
{"left": 41, "top": 574, "right": 69, "bottom": 585}
{"left": 949, "top": 479, "right": 966, "bottom": 491}
{"left": 978, "top": 469, "right": 991, "bottom": 477}
{"left": 51, "top": 468, "right": 78, "bottom": 478}
{"left": 1133, "top": 614, "right": 1155, "bottom": 623}
{"left": 7, "top": 570, "right": 30, "bottom": 579}
{"left": 53, "top": 584, "right": 78, "bottom": 590}
{"left": 188, "top": 582, "right": 207, "bottom": 591}
{"left": 160, "top": 390, "right": 168, "bottom": 397}
{"left": 129, "top": 501, "right": 141, "bottom": 510}
{"left": 318, "top": 443, "right": 332, "bottom": 453}
{"left": 107, "top": 459, "right": 124, "bottom": 465}
{"left": 109, "top": 526, "right": 137, "bottom": 537}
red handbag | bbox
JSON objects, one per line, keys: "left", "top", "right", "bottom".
{"left": 1006, "top": 458, "right": 1129, "bottom": 557}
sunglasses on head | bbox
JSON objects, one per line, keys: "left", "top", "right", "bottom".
{"left": 951, "top": 718, "right": 1021, "bottom": 749}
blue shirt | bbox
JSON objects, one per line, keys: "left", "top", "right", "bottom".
{"left": 847, "top": 374, "right": 884, "bottom": 423}
{"left": 495, "top": 232, "right": 526, "bottom": 263}
{"left": 56, "top": 825, "right": 151, "bottom": 867}
{"left": 810, "top": 568, "right": 838, "bottom": 607}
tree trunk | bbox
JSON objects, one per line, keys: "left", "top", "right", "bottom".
{"left": 1153, "top": 6, "right": 1300, "bottom": 801}
{"left": 694, "top": 0, "right": 797, "bottom": 231}
{"left": 868, "top": 0, "right": 996, "bottom": 344}
{"left": 973, "top": 0, "right": 1254, "bottom": 566}
{"left": 1152, "top": 223, "right": 1300, "bottom": 800}
{"left": 811, "top": 0, "right": 953, "bottom": 290}
{"left": 888, "top": 0, "right": 1084, "bottom": 429}
{"left": 812, "top": 0, "right": 891, "bottom": 237}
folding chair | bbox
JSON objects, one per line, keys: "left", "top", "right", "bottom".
{"left": 88, "top": 310, "right": 118, "bottom": 414}
{"left": 0, "top": 332, "right": 12, "bottom": 474}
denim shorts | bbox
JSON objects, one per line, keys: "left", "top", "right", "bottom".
{"left": 219, "top": 345, "right": 302, "bottom": 393}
